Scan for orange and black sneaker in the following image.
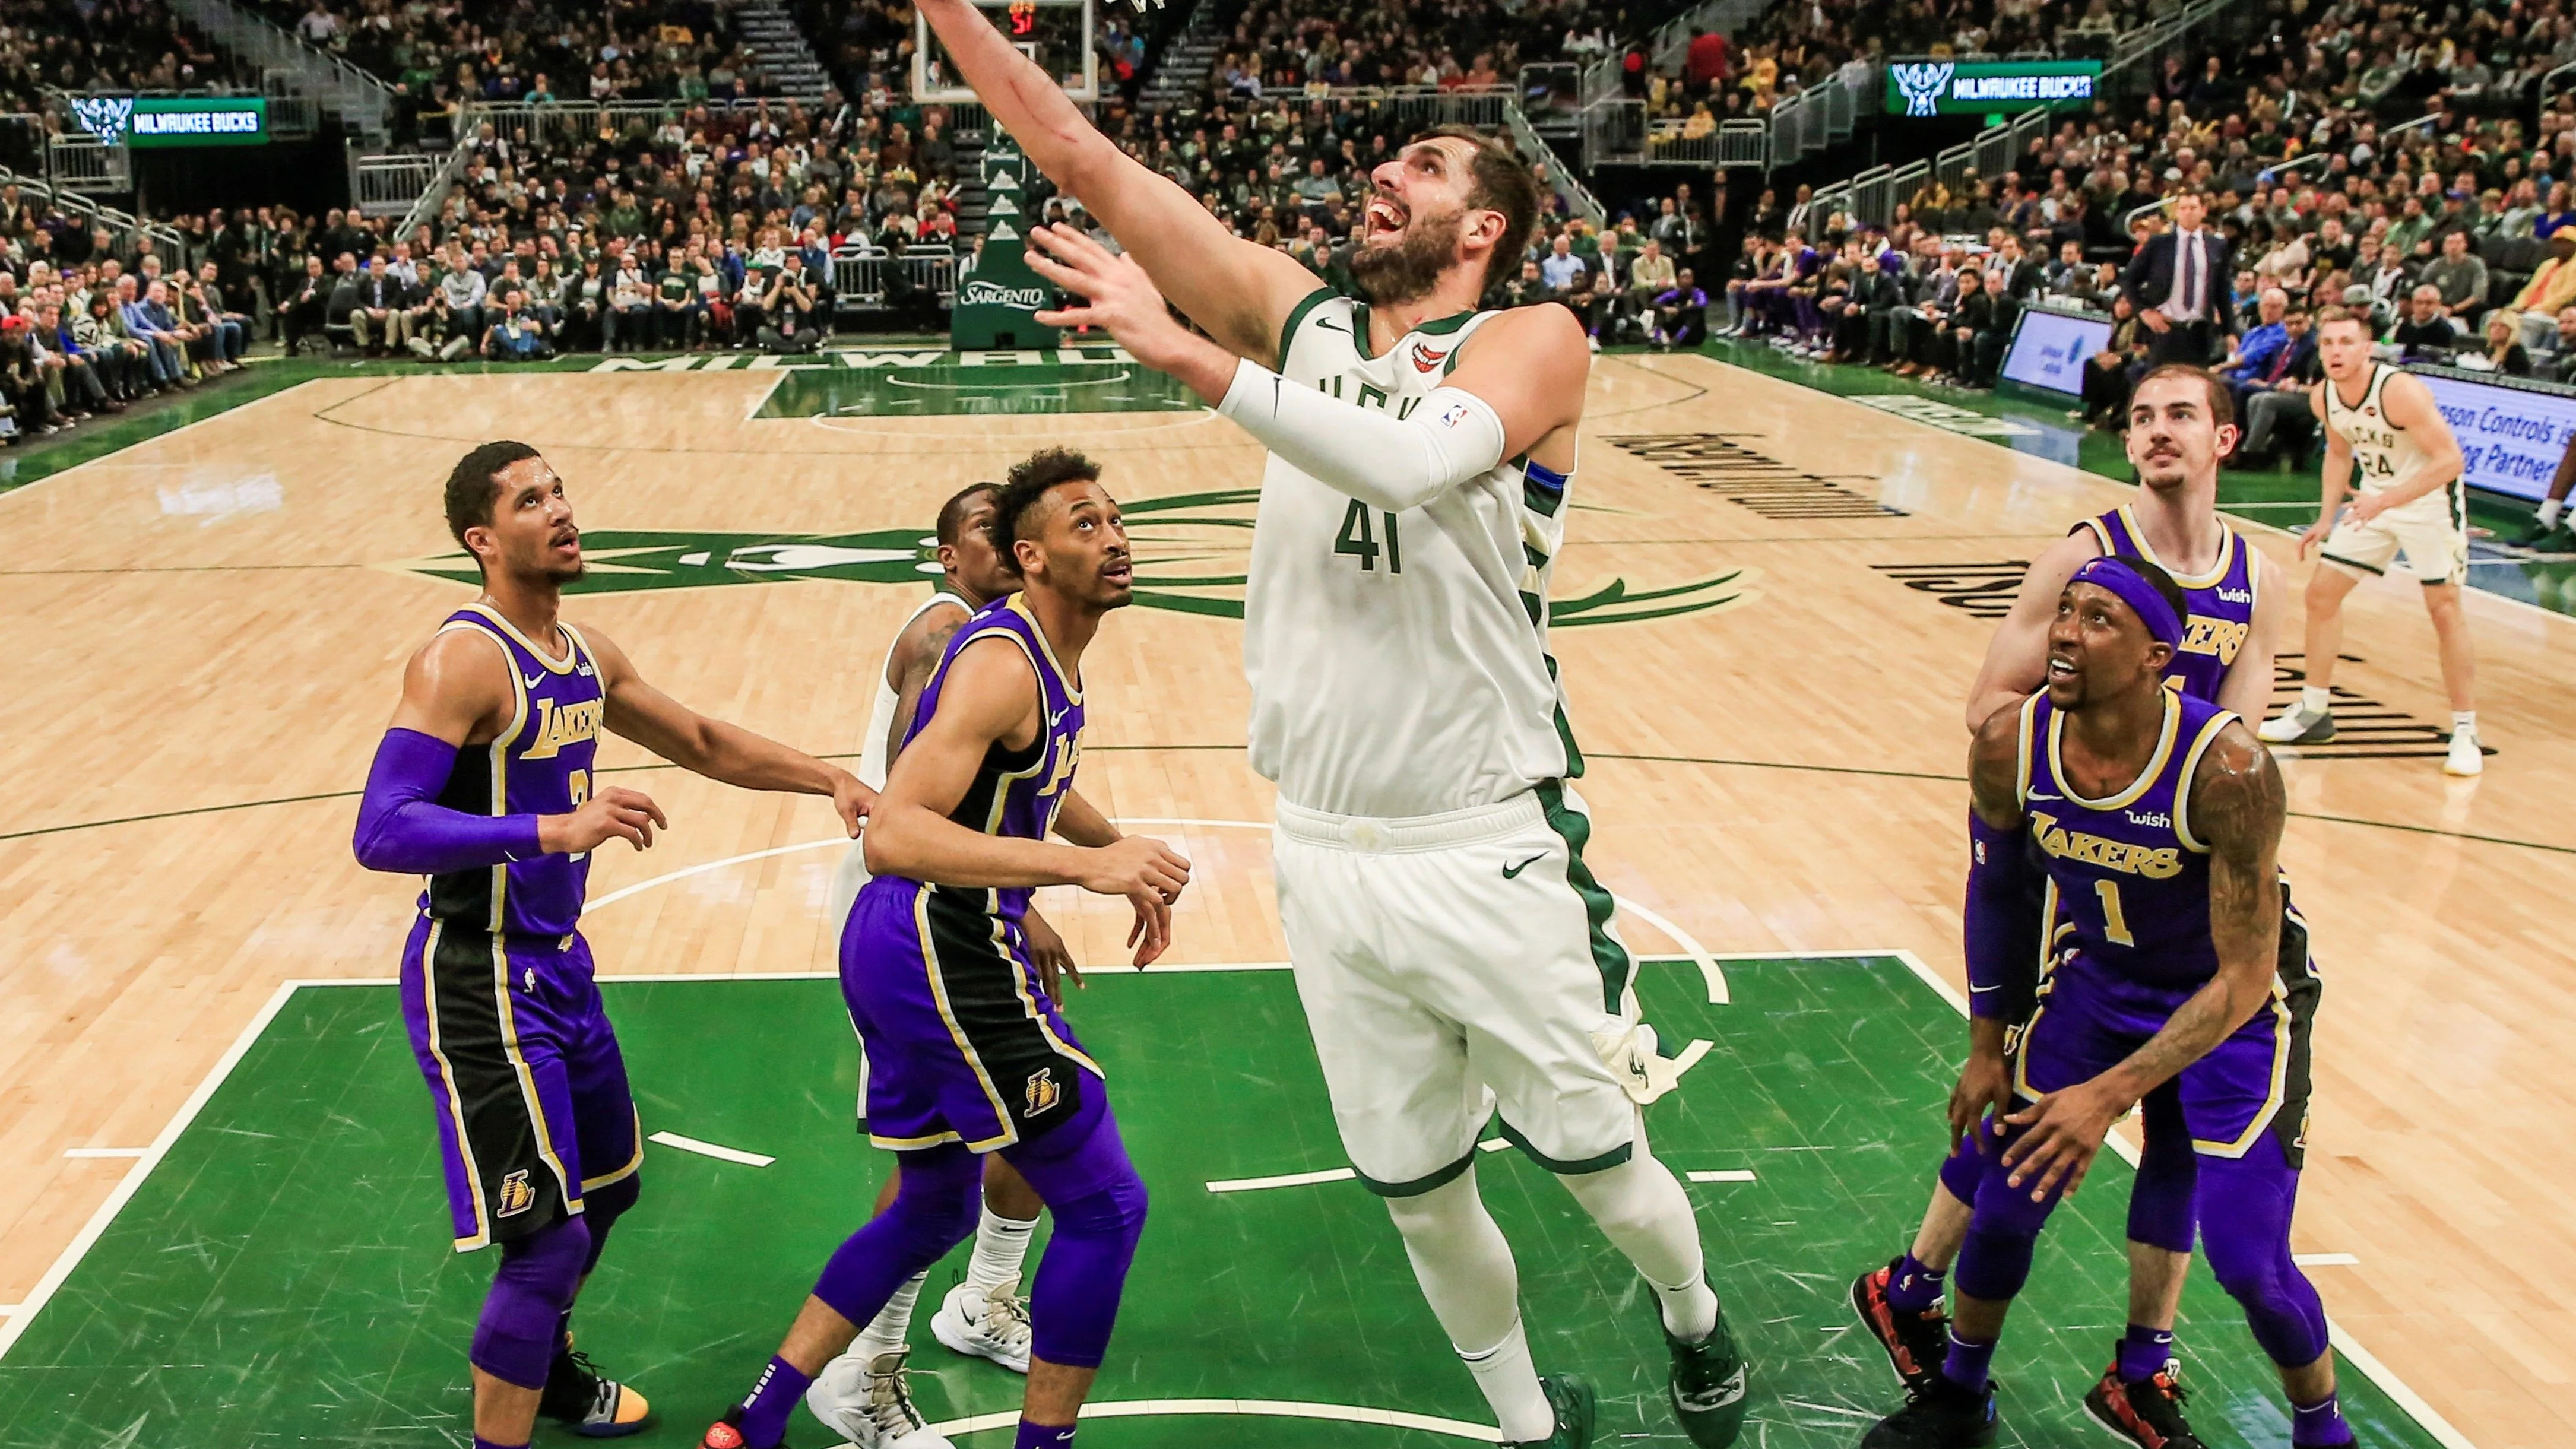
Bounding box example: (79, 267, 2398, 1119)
(2083, 1356, 2208, 1449)
(540, 1340, 654, 1437)
(1851, 1258, 1949, 1396)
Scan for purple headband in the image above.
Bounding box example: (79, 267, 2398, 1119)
(2068, 556, 2183, 651)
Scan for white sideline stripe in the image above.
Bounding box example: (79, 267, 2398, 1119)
(1897, 943, 2479, 1447)
(0, 1305, 20, 1316)
(0, 975, 304, 1361)
(1687, 1169, 1758, 1183)
(61, 1147, 149, 1159)
(1206, 1168, 1355, 1194)
(647, 1131, 775, 1168)
(2296, 1253, 2362, 1267)
(920, 1397, 1504, 1442)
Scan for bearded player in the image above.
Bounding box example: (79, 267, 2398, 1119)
(1852, 366, 2292, 1445)
(353, 442, 871, 1449)
(1861, 556, 2348, 1449)
(915, 5, 1749, 1447)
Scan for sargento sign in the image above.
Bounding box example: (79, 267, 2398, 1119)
(1884, 59, 2100, 116)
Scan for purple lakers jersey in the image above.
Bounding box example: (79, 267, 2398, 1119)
(898, 594, 1085, 922)
(2073, 505, 2257, 703)
(2017, 689, 2238, 994)
(424, 604, 604, 937)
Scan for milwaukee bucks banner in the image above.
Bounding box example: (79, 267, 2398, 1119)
(950, 132, 1060, 351)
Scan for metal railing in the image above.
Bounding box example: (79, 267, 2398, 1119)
(46, 133, 128, 194)
(1497, 90, 1602, 226)
(830, 245, 959, 307)
(0, 163, 188, 264)
(1581, 98, 1646, 166)
(353, 151, 438, 218)
(2543, 59, 2576, 123)
(1519, 62, 1582, 131)
(166, 0, 395, 141)
(395, 126, 476, 241)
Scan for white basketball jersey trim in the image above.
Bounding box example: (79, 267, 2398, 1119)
(1243, 291, 1579, 819)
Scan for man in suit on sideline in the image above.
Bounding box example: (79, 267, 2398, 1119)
(2122, 189, 2235, 367)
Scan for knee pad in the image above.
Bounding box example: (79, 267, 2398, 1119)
(472, 1215, 590, 1388)
(1937, 1141, 1991, 1206)
(1050, 1161, 1149, 1247)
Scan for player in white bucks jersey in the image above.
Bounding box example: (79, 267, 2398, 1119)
(807, 482, 1078, 1449)
(2260, 307, 2484, 775)
(917, 5, 1750, 1447)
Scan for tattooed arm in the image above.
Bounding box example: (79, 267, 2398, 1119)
(882, 600, 971, 768)
(1999, 721, 2285, 1200)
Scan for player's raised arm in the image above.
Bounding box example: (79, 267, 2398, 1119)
(354, 626, 665, 871)
(1023, 221, 1583, 513)
(914, 0, 1319, 363)
(1965, 532, 2100, 731)
(865, 635, 1189, 959)
(585, 625, 873, 836)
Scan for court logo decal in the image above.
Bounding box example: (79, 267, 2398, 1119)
(1871, 559, 2029, 619)
(1607, 434, 1908, 519)
(384, 489, 1760, 628)
(1851, 395, 2042, 439)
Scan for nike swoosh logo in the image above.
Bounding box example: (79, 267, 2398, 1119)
(1969, 984, 2000, 993)
(1502, 852, 1546, 879)
(1313, 318, 1348, 332)
(523, 672, 544, 689)
(2026, 791, 2061, 801)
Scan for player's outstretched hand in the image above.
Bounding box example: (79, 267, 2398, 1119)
(542, 787, 667, 855)
(1997, 1082, 2121, 1201)
(1947, 1047, 2014, 1158)
(1024, 905, 1081, 1001)
(1024, 224, 1197, 375)
(1075, 835, 1191, 968)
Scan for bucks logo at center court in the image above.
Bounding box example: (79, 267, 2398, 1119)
(387, 489, 1757, 629)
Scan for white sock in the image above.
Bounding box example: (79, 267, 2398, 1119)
(2301, 686, 2332, 715)
(2453, 710, 2477, 735)
(1558, 1152, 1720, 1342)
(1460, 1320, 1556, 1444)
(965, 1202, 1037, 1297)
(2540, 497, 2564, 528)
(854, 1271, 926, 1362)
(1384, 1171, 1548, 1440)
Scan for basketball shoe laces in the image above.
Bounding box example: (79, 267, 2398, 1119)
(978, 1284, 1033, 1354)
(863, 1347, 932, 1434)
(2109, 1363, 2202, 1449)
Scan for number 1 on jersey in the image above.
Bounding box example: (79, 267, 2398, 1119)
(1334, 499, 1403, 573)
(2095, 878, 2135, 947)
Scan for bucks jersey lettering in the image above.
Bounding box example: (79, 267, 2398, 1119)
(2322, 363, 2462, 527)
(1243, 288, 1579, 819)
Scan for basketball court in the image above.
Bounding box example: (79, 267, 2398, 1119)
(0, 347, 2568, 1447)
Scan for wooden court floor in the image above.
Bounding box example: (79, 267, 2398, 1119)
(0, 353, 2570, 1447)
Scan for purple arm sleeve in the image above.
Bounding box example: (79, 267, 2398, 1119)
(353, 727, 544, 876)
(1963, 810, 2043, 1023)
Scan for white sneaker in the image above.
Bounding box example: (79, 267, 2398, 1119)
(2257, 702, 2336, 745)
(929, 1279, 1032, 1374)
(2445, 726, 2485, 776)
(804, 1346, 954, 1448)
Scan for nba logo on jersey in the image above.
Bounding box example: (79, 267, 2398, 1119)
(1024, 1067, 1062, 1117)
(1437, 402, 1471, 427)
(496, 1169, 536, 1218)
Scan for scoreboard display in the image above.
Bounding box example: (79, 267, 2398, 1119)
(917, 0, 1097, 101)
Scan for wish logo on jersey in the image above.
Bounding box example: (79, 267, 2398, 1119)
(386, 490, 1763, 630)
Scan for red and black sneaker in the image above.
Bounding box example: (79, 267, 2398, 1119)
(1850, 1258, 1949, 1396)
(2083, 1357, 2209, 1449)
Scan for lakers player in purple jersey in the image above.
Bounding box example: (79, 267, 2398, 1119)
(704, 449, 1192, 1449)
(353, 440, 871, 1449)
(1861, 554, 2349, 1449)
(1852, 367, 2289, 1442)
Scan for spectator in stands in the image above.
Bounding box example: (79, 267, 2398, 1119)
(2472, 311, 2534, 377)
(1627, 239, 1677, 310)
(2217, 287, 2292, 390)
(408, 290, 477, 362)
(481, 288, 553, 362)
(2233, 307, 2322, 468)
(2390, 284, 2464, 361)
(2122, 191, 2233, 367)
(191, 263, 251, 366)
(1, 316, 57, 439)
(609, 251, 655, 352)
(1948, 269, 2005, 388)
(2502, 227, 2576, 350)
(757, 254, 822, 353)
(121, 277, 187, 387)
(1540, 233, 1586, 296)
(2547, 307, 2576, 383)
(567, 257, 611, 353)
(2080, 294, 2151, 429)
(350, 262, 413, 355)
(2422, 230, 2490, 328)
